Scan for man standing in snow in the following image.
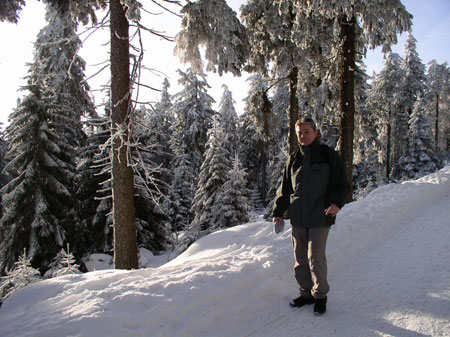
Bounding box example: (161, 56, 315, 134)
(272, 116, 350, 315)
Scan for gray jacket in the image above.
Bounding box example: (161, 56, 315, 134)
(272, 139, 350, 228)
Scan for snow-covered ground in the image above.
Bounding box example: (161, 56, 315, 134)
(1, 166, 449, 337)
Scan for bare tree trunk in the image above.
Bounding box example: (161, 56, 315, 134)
(338, 15, 356, 202)
(110, 0, 138, 270)
(289, 66, 299, 154)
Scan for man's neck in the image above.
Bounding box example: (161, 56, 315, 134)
(300, 138, 319, 154)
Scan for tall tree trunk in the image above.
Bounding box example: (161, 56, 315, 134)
(338, 15, 356, 202)
(289, 66, 299, 154)
(435, 93, 439, 152)
(110, 0, 138, 270)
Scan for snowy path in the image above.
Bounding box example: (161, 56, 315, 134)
(0, 167, 449, 337)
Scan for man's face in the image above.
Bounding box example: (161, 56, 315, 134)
(296, 123, 318, 146)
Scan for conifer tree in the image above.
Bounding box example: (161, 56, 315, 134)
(217, 85, 239, 156)
(238, 111, 260, 197)
(77, 109, 112, 254)
(0, 132, 9, 220)
(212, 153, 250, 228)
(401, 33, 428, 117)
(169, 152, 195, 232)
(352, 65, 383, 197)
(145, 78, 174, 186)
(288, 0, 411, 193)
(168, 69, 215, 232)
(392, 33, 428, 179)
(1, 0, 175, 270)
(238, 74, 272, 205)
(399, 96, 439, 179)
(131, 108, 170, 253)
(366, 52, 405, 180)
(426, 60, 450, 153)
(176, 0, 412, 197)
(0, 2, 93, 273)
(174, 0, 249, 76)
(45, 244, 81, 278)
(78, 105, 171, 256)
(170, 69, 215, 175)
(191, 113, 231, 234)
(353, 113, 382, 199)
(0, 249, 41, 300)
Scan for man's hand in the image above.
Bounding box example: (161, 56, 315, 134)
(273, 217, 285, 234)
(325, 204, 340, 217)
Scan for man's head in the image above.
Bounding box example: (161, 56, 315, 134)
(295, 116, 319, 146)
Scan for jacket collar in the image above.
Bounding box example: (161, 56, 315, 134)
(299, 138, 320, 156)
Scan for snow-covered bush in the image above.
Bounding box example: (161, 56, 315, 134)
(0, 249, 41, 301)
(44, 244, 81, 278)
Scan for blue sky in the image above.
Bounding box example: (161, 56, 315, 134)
(0, 0, 449, 127)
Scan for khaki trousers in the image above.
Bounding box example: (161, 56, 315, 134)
(291, 226, 330, 299)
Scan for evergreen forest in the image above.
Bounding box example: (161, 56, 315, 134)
(0, 0, 448, 297)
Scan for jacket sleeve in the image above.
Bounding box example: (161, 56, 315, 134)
(272, 156, 293, 218)
(327, 149, 351, 209)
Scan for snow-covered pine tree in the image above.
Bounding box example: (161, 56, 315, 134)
(249, 187, 265, 213)
(168, 69, 215, 232)
(237, 111, 260, 203)
(402, 33, 428, 117)
(238, 74, 272, 206)
(217, 85, 239, 157)
(426, 60, 450, 153)
(399, 95, 439, 179)
(131, 107, 171, 254)
(0, 2, 93, 273)
(211, 153, 250, 228)
(353, 134, 383, 199)
(0, 249, 41, 301)
(0, 132, 10, 220)
(190, 113, 231, 234)
(352, 64, 383, 198)
(78, 103, 171, 256)
(145, 78, 174, 186)
(366, 52, 405, 180)
(77, 108, 113, 255)
(174, 0, 249, 76)
(169, 152, 195, 232)
(45, 244, 81, 278)
(170, 69, 215, 176)
(392, 33, 428, 179)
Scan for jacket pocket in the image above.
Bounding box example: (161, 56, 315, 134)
(289, 194, 302, 226)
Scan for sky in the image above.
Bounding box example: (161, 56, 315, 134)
(0, 0, 449, 128)
(0, 165, 449, 336)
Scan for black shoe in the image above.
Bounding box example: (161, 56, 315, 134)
(289, 296, 315, 308)
(314, 297, 327, 315)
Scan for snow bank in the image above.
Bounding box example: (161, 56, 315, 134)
(0, 166, 449, 337)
